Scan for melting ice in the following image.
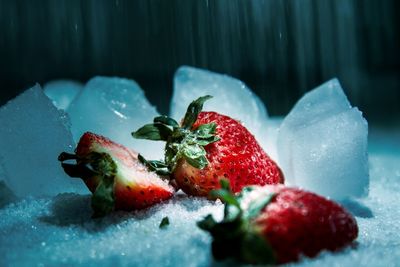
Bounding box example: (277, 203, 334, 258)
(0, 84, 86, 197)
(67, 76, 164, 159)
(44, 80, 83, 111)
(277, 79, 369, 200)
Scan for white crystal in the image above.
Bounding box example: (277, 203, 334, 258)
(67, 76, 164, 159)
(0, 85, 87, 197)
(277, 79, 369, 200)
(261, 117, 284, 163)
(43, 80, 83, 110)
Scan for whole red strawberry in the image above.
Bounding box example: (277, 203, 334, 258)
(132, 96, 283, 196)
(198, 180, 358, 264)
(58, 132, 174, 217)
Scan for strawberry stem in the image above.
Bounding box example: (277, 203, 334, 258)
(58, 151, 117, 217)
(58, 152, 78, 161)
(60, 163, 95, 179)
(132, 95, 220, 174)
(198, 180, 277, 265)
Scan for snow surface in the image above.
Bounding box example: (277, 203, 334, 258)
(0, 126, 399, 267)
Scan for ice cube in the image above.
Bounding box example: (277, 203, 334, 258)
(277, 79, 369, 200)
(262, 117, 284, 163)
(43, 80, 83, 110)
(0, 181, 17, 208)
(67, 76, 164, 159)
(170, 66, 268, 136)
(0, 85, 87, 197)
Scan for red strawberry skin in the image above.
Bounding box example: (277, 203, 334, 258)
(75, 132, 174, 211)
(253, 186, 358, 264)
(174, 112, 284, 196)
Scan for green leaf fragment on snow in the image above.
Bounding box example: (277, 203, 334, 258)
(159, 216, 170, 229)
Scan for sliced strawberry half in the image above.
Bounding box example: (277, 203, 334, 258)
(58, 132, 174, 217)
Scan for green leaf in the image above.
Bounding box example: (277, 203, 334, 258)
(164, 146, 177, 166)
(159, 216, 170, 229)
(240, 231, 276, 264)
(132, 123, 172, 141)
(195, 122, 217, 138)
(181, 95, 212, 129)
(197, 214, 217, 231)
(155, 169, 172, 176)
(194, 123, 220, 146)
(182, 144, 206, 158)
(154, 115, 179, 128)
(196, 136, 220, 146)
(211, 179, 242, 222)
(220, 178, 231, 191)
(211, 188, 240, 207)
(138, 154, 168, 169)
(74, 152, 118, 218)
(91, 176, 115, 218)
(210, 179, 240, 209)
(138, 154, 171, 175)
(184, 155, 208, 169)
(171, 127, 189, 140)
(182, 144, 208, 169)
(88, 152, 117, 177)
(244, 193, 276, 220)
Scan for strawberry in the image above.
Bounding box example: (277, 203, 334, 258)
(198, 180, 358, 264)
(132, 95, 283, 197)
(58, 132, 174, 217)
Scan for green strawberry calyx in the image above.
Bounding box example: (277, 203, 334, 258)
(197, 179, 277, 265)
(132, 95, 220, 175)
(58, 151, 117, 218)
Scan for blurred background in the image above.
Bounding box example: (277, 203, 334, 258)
(0, 0, 399, 125)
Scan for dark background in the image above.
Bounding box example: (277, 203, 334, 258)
(0, 0, 399, 124)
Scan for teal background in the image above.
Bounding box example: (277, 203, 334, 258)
(0, 0, 399, 124)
